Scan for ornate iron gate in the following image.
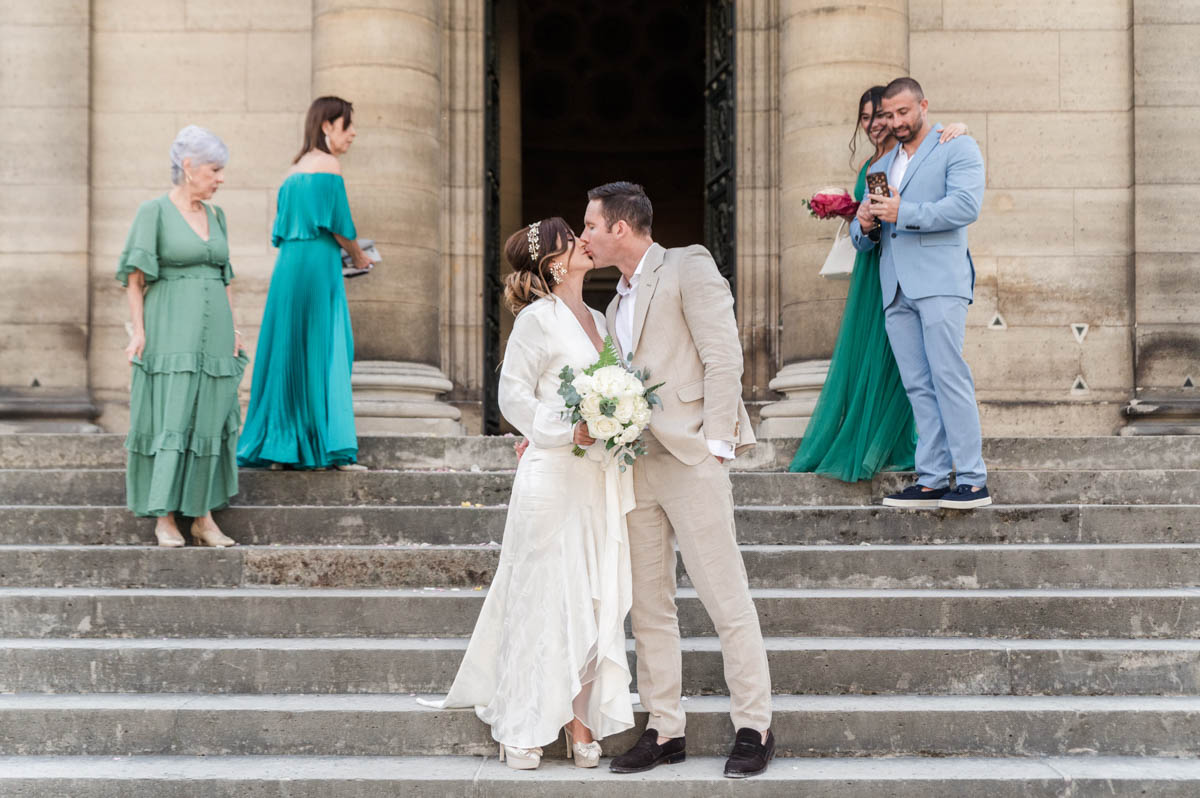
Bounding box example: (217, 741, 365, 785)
(482, 0, 502, 435)
(705, 0, 736, 288)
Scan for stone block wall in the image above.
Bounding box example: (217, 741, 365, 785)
(911, 0, 1137, 434)
(0, 1, 91, 401)
(86, 0, 313, 430)
(1132, 1, 1200, 400)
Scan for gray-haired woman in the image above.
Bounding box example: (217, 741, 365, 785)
(117, 125, 247, 547)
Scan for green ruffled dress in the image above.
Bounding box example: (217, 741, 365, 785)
(788, 162, 917, 481)
(117, 196, 247, 517)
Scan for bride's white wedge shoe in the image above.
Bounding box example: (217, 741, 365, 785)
(499, 744, 542, 770)
(564, 727, 602, 768)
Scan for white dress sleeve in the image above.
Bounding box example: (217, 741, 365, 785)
(499, 308, 575, 449)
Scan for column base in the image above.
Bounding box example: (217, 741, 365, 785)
(352, 361, 465, 436)
(0, 387, 102, 433)
(1121, 398, 1200, 436)
(755, 359, 830, 438)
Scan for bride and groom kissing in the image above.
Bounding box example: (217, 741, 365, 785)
(422, 182, 774, 777)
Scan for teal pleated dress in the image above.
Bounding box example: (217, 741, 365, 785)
(237, 172, 358, 469)
(117, 196, 248, 517)
(788, 162, 917, 482)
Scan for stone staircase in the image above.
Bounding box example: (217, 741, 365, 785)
(0, 433, 1198, 796)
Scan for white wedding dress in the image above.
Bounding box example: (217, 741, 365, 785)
(430, 296, 635, 748)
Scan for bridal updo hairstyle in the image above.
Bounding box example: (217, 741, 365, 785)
(503, 216, 574, 315)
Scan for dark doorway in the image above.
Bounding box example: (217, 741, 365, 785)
(518, 1, 707, 310)
(484, 0, 731, 433)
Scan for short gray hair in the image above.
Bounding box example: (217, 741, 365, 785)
(169, 125, 229, 185)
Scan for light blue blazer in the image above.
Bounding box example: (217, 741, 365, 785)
(849, 125, 986, 307)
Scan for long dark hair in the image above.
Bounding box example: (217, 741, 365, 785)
(502, 217, 575, 315)
(849, 85, 886, 168)
(293, 96, 354, 164)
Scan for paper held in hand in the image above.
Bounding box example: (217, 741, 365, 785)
(341, 239, 381, 278)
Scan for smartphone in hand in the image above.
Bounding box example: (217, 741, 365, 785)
(865, 172, 890, 198)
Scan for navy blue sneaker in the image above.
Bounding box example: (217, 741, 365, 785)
(938, 484, 993, 509)
(882, 483, 949, 508)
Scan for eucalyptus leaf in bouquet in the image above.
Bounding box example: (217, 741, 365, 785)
(558, 336, 664, 470)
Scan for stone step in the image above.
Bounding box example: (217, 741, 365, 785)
(6, 543, 1200, 590)
(2, 468, 1198, 506)
(4, 637, 1197, 697)
(1, 694, 1196, 758)
(4, 755, 1199, 798)
(2, 504, 1194, 546)
(3, 587, 1198, 639)
(5, 433, 1199, 472)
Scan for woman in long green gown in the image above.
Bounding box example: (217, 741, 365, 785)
(237, 96, 375, 471)
(119, 125, 246, 547)
(789, 88, 967, 482)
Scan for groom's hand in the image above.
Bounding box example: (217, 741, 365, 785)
(573, 422, 596, 447)
(869, 187, 902, 224)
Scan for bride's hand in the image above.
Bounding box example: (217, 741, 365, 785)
(573, 422, 595, 448)
(513, 438, 529, 461)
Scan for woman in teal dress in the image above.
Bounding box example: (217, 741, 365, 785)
(119, 125, 246, 547)
(238, 96, 374, 471)
(789, 87, 967, 482)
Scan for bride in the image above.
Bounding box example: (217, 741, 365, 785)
(426, 217, 635, 769)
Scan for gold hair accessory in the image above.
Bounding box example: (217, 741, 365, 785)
(527, 221, 541, 264)
(549, 261, 566, 284)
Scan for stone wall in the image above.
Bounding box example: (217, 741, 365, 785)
(1132, 0, 1200, 401)
(86, 0, 313, 430)
(0, 0, 92, 421)
(2, 0, 1194, 436)
(910, 0, 1137, 434)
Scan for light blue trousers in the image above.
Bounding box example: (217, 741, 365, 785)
(883, 289, 987, 487)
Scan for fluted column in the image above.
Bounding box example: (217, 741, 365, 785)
(735, 0, 782, 404)
(313, 0, 462, 434)
(758, 0, 908, 436)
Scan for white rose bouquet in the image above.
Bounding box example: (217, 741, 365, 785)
(558, 335, 663, 470)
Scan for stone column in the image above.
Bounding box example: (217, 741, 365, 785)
(440, 0, 486, 433)
(0, 1, 97, 432)
(313, 0, 463, 434)
(1125, 2, 1200, 434)
(735, 0, 782, 405)
(758, 0, 908, 437)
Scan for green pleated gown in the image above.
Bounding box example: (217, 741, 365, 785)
(237, 172, 358, 469)
(788, 162, 917, 482)
(117, 196, 248, 517)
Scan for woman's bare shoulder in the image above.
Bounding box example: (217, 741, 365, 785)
(287, 151, 343, 177)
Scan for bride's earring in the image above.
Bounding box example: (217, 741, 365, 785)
(549, 261, 566, 285)
(324, 134, 332, 151)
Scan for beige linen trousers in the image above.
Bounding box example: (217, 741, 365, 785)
(605, 243, 772, 738)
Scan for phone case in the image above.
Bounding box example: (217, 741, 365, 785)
(866, 172, 890, 198)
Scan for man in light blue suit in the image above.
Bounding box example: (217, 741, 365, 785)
(849, 77, 992, 509)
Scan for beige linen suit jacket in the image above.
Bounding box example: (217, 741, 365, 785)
(605, 243, 755, 466)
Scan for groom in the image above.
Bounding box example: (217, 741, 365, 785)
(579, 182, 774, 778)
(851, 76, 991, 510)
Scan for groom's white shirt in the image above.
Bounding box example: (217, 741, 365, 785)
(615, 244, 735, 461)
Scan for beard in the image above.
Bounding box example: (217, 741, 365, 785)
(892, 116, 925, 144)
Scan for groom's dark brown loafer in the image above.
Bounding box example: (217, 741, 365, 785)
(723, 728, 775, 778)
(609, 728, 686, 773)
